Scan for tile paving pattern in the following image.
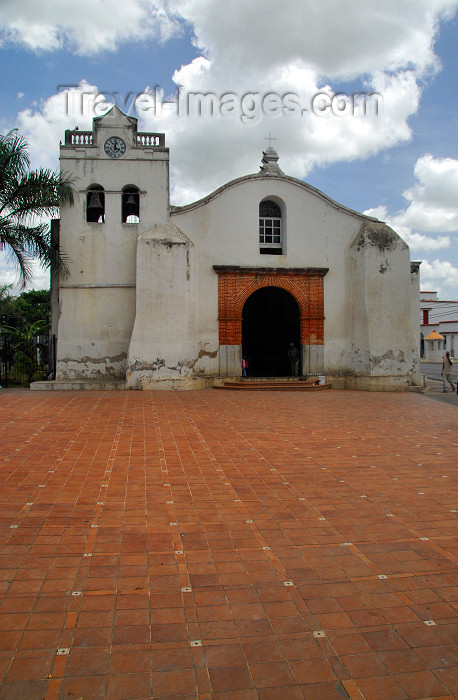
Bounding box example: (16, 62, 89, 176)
(0, 388, 457, 699)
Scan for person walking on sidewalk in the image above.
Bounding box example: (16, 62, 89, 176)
(441, 350, 455, 392)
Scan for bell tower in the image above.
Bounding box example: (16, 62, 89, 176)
(55, 106, 170, 381)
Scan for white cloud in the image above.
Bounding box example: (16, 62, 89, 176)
(0, 252, 50, 293)
(136, 0, 455, 202)
(401, 231, 452, 252)
(2, 0, 457, 76)
(141, 65, 422, 203)
(364, 206, 389, 221)
(0, 0, 181, 54)
(366, 154, 458, 297)
(419, 259, 458, 299)
(395, 154, 458, 232)
(172, 0, 457, 80)
(6, 2, 458, 202)
(364, 205, 453, 252)
(365, 153, 458, 259)
(0, 252, 23, 291)
(16, 82, 109, 170)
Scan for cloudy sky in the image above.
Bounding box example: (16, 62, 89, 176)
(1, 0, 458, 297)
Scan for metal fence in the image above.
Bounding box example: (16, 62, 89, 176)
(0, 334, 50, 387)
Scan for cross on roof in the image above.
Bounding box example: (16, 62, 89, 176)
(264, 133, 276, 148)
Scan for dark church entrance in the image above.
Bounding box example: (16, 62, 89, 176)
(242, 287, 300, 377)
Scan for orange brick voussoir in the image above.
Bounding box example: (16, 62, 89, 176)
(214, 266, 327, 346)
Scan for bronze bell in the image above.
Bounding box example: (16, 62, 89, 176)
(87, 191, 103, 209)
(87, 190, 104, 223)
(124, 192, 139, 218)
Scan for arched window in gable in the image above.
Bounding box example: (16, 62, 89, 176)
(259, 199, 282, 254)
(86, 185, 105, 223)
(122, 186, 140, 223)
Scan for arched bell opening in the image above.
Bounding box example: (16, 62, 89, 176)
(242, 286, 300, 377)
(122, 186, 140, 223)
(86, 185, 105, 223)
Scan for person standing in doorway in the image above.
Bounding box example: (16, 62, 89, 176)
(242, 356, 247, 378)
(441, 350, 455, 392)
(288, 343, 300, 377)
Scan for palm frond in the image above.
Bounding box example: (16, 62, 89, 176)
(0, 225, 39, 288)
(2, 170, 74, 220)
(0, 130, 30, 189)
(0, 130, 75, 287)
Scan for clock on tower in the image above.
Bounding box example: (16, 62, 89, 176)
(104, 136, 126, 158)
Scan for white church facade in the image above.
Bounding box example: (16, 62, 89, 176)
(49, 107, 421, 391)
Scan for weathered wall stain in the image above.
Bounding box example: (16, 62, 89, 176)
(355, 221, 407, 253)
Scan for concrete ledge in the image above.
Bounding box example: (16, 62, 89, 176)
(128, 375, 233, 390)
(409, 385, 424, 393)
(30, 380, 127, 391)
(344, 375, 418, 392)
(30, 375, 424, 393)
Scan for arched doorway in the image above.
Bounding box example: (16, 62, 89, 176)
(242, 287, 300, 377)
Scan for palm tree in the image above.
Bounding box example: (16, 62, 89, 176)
(0, 283, 17, 323)
(0, 129, 74, 288)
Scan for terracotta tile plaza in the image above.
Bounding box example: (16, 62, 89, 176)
(0, 387, 457, 699)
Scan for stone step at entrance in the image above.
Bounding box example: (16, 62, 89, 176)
(215, 378, 332, 391)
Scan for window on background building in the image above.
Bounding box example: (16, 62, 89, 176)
(422, 309, 429, 324)
(86, 185, 105, 223)
(259, 200, 282, 254)
(122, 186, 140, 223)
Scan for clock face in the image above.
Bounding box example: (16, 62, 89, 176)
(104, 136, 126, 158)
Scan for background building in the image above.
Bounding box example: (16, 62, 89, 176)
(420, 290, 458, 360)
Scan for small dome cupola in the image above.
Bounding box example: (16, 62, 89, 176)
(259, 144, 284, 176)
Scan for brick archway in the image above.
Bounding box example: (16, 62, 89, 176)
(213, 266, 328, 346)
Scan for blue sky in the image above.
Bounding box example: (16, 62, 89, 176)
(1, 0, 458, 298)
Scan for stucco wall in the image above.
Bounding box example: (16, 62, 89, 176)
(56, 108, 169, 380)
(126, 222, 218, 389)
(57, 286, 136, 379)
(56, 109, 419, 390)
(169, 175, 363, 378)
(127, 173, 419, 389)
(346, 222, 420, 390)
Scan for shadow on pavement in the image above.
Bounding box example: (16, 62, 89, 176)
(422, 374, 458, 405)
